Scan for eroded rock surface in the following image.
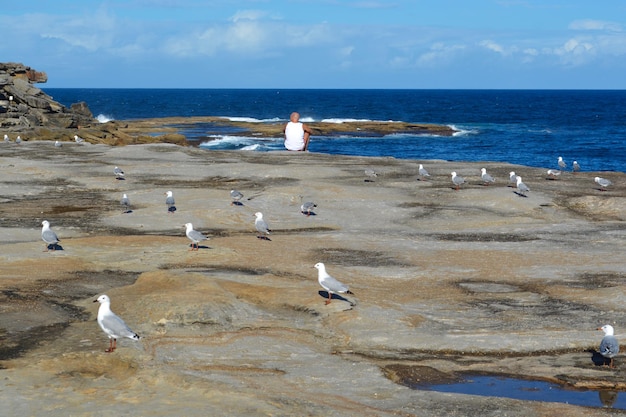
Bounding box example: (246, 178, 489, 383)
(0, 141, 624, 416)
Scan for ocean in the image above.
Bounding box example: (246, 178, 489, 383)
(43, 89, 625, 172)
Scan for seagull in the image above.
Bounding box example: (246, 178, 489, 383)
(314, 262, 354, 305)
(572, 161, 581, 173)
(3, 134, 9, 143)
(41, 220, 60, 252)
(254, 212, 271, 239)
(451, 171, 465, 190)
(93, 294, 140, 353)
(417, 164, 431, 181)
(54, 140, 62, 148)
(74, 135, 84, 144)
(230, 189, 244, 206)
(547, 169, 561, 179)
(184, 222, 208, 251)
(364, 169, 377, 182)
(558, 156, 566, 170)
(598, 324, 619, 368)
(508, 171, 517, 187)
(165, 190, 176, 213)
(113, 166, 125, 180)
(299, 196, 317, 216)
(480, 168, 496, 186)
(15, 135, 21, 144)
(516, 175, 530, 196)
(595, 177, 613, 191)
(120, 193, 131, 213)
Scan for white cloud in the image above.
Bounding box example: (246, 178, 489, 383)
(416, 42, 466, 67)
(569, 19, 622, 32)
(479, 40, 505, 54)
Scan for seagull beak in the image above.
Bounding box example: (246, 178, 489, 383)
(93, 299, 98, 303)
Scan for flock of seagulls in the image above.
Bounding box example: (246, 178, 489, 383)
(411, 155, 616, 196)
(32, 155, 618, 362)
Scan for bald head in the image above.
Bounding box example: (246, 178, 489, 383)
(290, 112, 300, 122)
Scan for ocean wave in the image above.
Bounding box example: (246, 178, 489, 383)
(448, 124, 477, 137)
(321, 118, 374, 124)
(96, 114, 114, 123)
(221, 116, 282, 123)
(198, 135, 279, 150)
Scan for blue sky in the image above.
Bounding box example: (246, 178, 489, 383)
(2, 0, 625, 89)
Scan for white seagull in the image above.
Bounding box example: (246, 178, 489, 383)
(184, 222, 208, 251)
(547, 169, 561, 179)
(595, 177, 613, 191)
(165, 190, 176, 213)
(254, 212, 271, 239)
(15, 135, 21, 144)
(41, 220, 60, 252)
(3, 134, 9, 143)
(572, 161, 581, 173)
(516, 175, 530, 195)
(120, 193, 131, 213)
(508, 171, 517, 187)
(417, 164, 430, 180)
(230, 189, 244, 205)
(93, 294, 140, 353)
(74, 135, 85, 144)
(480, 168, 496, 185)
(558, 156, 566, 170)
(54, 140, 62, 148)
(113, 166, 125, 179)
(314, 262, 354, 305)
(598, 324, 619, 368)
(451, 171, 465, 190)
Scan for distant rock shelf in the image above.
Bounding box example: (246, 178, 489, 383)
(123, 116, 457, 140)
(1, 61, 455, 144)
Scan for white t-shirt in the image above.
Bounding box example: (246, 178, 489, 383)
(284, 122, 305, 151)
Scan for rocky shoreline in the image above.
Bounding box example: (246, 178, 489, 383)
(0, 138, 624, 416)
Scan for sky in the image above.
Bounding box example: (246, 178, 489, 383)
(2, 0, 626, 89)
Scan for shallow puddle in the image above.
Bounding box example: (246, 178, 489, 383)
(418, 375, 625, 409)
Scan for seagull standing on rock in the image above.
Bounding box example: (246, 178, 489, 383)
(598, 324, 619, 368)
(120, 193, 131, 213)
(451, 171, 465, 190)
(558, 156, 566, 171)
(480, 168, 495, 186)
(254, 212, 271, 239)
(516, 176, 530, 196)
(595, 177, 613, 191)
(508, 171, 517, 187)
(113, 166, 125, 180)
(41, 220, 60, 252)
(74, 135, 84, 144)
(314, 262, 354, 305)
(417, 164, 430, 181)
(93, 294, 140, 353)
(184, 223, 208, 251)
(165, 190, 176, 213)
(230, 189, 244, 205)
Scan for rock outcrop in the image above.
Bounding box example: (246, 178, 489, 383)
(0, 62, 96, 130)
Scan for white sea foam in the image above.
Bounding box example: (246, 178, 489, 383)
(96, 114, 113, 123)
(321, 118, 374, 124)
(221, 116, 281, 123)
(198, 135, 277, 150)
(448, 124, 476, 137)
(240, 144, 262, 151)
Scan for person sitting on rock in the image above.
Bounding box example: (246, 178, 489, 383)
(284, 112, 312, 151)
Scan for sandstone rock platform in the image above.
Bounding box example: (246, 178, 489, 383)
(0, 140, 624, 416)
